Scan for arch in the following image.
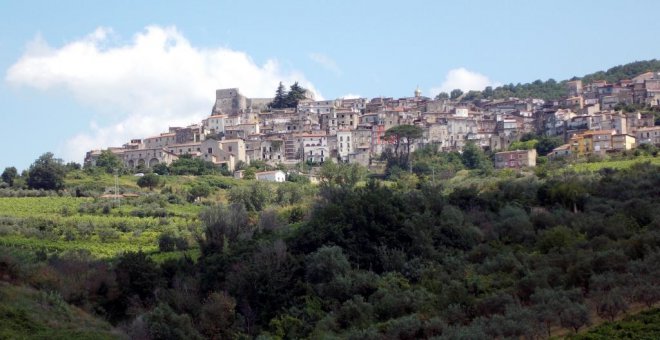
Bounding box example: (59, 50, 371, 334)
(137, 159, 146, 167)
(149, 158, 159, 167)
(128, 159, 135, 168)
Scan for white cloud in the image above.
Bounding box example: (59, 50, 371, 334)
(430, 67, 500, 96)
(309, 52, 341, 76)
(340, 93, 362, 99)
(6, 25, 320, 162)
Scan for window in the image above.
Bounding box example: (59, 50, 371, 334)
(228, 146, 233, 152)
(208, 148, 212, 154)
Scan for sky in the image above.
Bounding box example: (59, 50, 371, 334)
(2, 0, 660, 171)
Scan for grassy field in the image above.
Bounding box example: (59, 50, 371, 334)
(0, 195, 202, 260)
(568, 308, 660, 339)
(567, 156, 660, 172)
(0, 283, 121, 339)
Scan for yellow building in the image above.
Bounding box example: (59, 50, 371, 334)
(569, 130, 615, 157)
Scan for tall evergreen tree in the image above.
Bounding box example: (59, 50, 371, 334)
(285, 82, 307, 108)
(270, 82, 288, 109)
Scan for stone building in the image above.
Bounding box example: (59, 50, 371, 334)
(494, 149, 537, 169)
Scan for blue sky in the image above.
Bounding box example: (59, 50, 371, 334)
(2, 0, 660, 171)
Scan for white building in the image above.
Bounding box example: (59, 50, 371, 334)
(255, 170, 286, 182)
(336, 130, 353, 162)
(203, 115, 227, 135)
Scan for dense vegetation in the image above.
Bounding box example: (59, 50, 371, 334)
(2, 147, 660, 338)
(570, 308, 660, 339)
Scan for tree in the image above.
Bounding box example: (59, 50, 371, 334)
(188, 183, 212, 202)
(137, 173, 161, 190)
(169, 155, 218, 175)
(199, 292, 237, 339)
(152, 163, 169, 175)
(144, 303, 202, 340)
(483, 86, 494, 98)
(1, 166, 17, 187)
(285, 82, 308, 108)
(559, 303, 590, 333)
(114, 251, 160, 308)
(158, 233, 176, 252)
(319, 162, 366, 189)
(94, 150, 123, 173)
(27, 152, 66, 190)
(243, 168, 256, 180)
(536, 136, 564, 156)
(450, 89, 464, 100)
(461, 142, 492, 171)
(435, 92, 449, 100)
(383, 125, 424, 169)
(270, 82, 288, 109)
(228, 181, 273, 211)
(200, 203, 250, 253)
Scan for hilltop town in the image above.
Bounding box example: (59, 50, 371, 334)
(84, 70, 660, 173)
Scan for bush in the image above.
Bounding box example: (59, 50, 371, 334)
(158, 234, 176, 252)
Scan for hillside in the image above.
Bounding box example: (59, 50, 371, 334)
(1, 156, 660, 338)
(0, 283, 121, 339)
(477, 59, 660, 101)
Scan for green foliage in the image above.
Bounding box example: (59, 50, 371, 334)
(93, 150, 124, 174)
(243, 167, 256, 180)
(570, 308, 660, 339)
(1, 166, 18, 187)
(435, 92, 449, 100)
(270, 82, 287, 109)
(461, 142, 493, 172)
(319, 162, 366, 189)
(3, 150, 660, 338)
(152, 163, 169, 175)
(143, 303, 202, 340)
(200, 203, 250, 253)
(305, 246, 351, 284)
(0, 284, 118, 340)
(536, 135, 564, 156)
(115, 251, 160, 301)
(450, 88, 463, 99)
(383, 125, 424, 172)
(228, 181, 273, 211)
(168, 155, 218, 175)
(509, 139, 538, 151)
(488, 78, 566, 100)
(187, 182, 211, 202)
(286, 81, 308, 108)
(27, 152, 66, 190)
(269, 81, 309, 109)
(199, 292, 236, 339)
(137, 173, 161, 190)
(581, 59, 660, 84)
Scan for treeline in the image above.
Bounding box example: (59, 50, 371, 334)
(437, 59, 660, 102)
(580, 59, 660, 84)
(2, 161, 660, 338)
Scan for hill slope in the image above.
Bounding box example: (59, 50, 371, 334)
(479, 59, 660, 101)
(0, 283, 122, 340)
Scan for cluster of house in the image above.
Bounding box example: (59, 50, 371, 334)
(85, 72, 660, 175)
(540, 72, 660, 158)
